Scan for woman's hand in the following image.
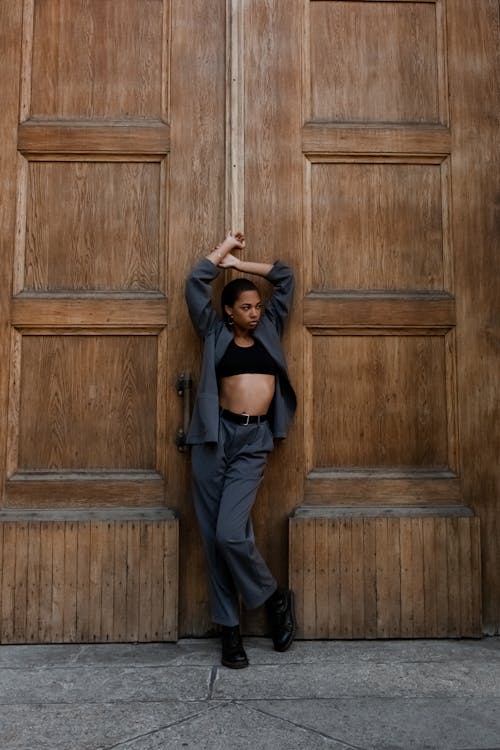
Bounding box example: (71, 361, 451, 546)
(218, 231, 245, 252)
(207, 230, 245, 266)
(219, 252, 241, 269)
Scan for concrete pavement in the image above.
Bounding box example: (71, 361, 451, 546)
(0, 637, 499, 750)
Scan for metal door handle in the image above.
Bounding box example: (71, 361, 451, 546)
(175, 372, 192, 452)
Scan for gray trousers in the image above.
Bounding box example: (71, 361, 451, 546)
(191, 414, 277, 627)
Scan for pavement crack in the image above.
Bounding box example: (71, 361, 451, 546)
(208, 665, 218, 699)
(98, 702, 230, 750)
(241, 701, 368, 750)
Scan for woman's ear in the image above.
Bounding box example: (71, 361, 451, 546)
(224, 304, 233, 318)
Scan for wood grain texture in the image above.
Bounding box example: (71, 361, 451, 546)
(0, 512, 178, 643)
(29, 0, 165, 120)
(308, 1, 442, 123)
(5, 473, 165, 509)
(302, 125, 451, 156)
(0, 0, 24, 512)
(26, 522, 41, 641)
(447, 0, 500, 634)
(305, 470, 461, 505)
(311, 334, 449, 468)
(1, 524, 16, 642)
(18, 122, 170, 155)
(240, 0, 304, 635)
(63, 521, 78, 642)
(310, 161, 446, 291)
(301, 0, 459, 557)
(24, 161, 161, 291)
(290, 512, 482, 638)
(167, 0, 226, 636)
(303, 295, 455, 327)
(16, 336, 157, 471)
(11, 297, 168, 330)
(2, 0, 172, 579)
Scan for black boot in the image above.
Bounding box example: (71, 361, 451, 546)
(266, 587, 296, 652)
(221, 625, 249, 669)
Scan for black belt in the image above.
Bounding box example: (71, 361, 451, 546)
(221, 409, 268, 425)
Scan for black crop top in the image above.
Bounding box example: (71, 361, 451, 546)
(216, 338, 277, 379)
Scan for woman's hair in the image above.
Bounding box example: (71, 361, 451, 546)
(221, 278, 260, 324)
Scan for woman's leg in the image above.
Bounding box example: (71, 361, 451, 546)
(191, 439, 241, 627)
(215, 421, 277, 611)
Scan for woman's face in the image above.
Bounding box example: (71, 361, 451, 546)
(225, 290, 263, 332)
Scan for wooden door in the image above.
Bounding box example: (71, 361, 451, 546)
(1, 0, 498, 641)
(236, 0, 497, 638)
(0, 0, 226, 641)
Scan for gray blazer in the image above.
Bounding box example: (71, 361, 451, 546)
(185, 258, 297, 444)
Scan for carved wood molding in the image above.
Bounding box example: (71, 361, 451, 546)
(226, 0, 245, 231)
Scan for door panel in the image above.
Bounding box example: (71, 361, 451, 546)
(29, 0, 165, 120)
(24, 161, 161, 291)
(309, 0, 445, 123)
(301, 0, 458, 506)
(17, 335, 157, 470)
(310, 160, 449, 291)
(311, 335, 449, 468)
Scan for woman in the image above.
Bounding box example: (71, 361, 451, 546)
(185, 231, 297, 669)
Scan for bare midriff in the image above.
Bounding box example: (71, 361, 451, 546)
(219, 374, 275, 416)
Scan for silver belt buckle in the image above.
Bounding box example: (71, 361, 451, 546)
(242, 413, 250, 425)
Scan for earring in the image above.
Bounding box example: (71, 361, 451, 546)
(228, 314, 234, 326)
